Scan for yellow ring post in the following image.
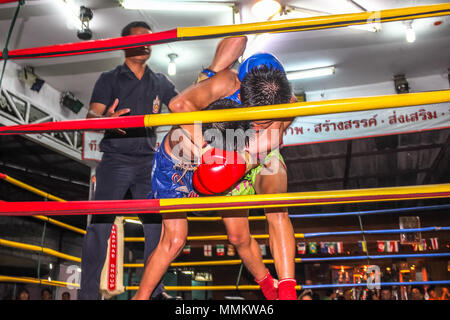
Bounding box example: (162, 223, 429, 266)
(144, 90, 450, 127)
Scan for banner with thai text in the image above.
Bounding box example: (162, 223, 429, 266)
(283, 102, 450, 146)
(82, 131, 104, 161)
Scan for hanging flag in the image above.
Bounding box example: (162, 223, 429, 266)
(327, 242, 337, 255)
(227, 244, 235, 256)
(204, 244, 212, 257)
(387, 240, 399, 253)
(297, 242, 306, 255)
(309, 242, 317, 254)
(377, 241, 386, 253)
(259, 244, 267, 256)
(320, 242, 328, 254)
(182, 245, 191, 255)
(358, 241, 368, 253)
(336, 242, 344, 254)
(216, 244, 225, 256)
(412, 243, 419, 252)
(419, 239, 427, 251)
(430, 238, 439, 250)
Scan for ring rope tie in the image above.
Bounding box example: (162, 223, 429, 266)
(0, 172, 86, 235)
(0, 275, 448, 292)
(1, 1, 449, 294)
(1, 227, 449, 266)
(0, 183, 449, 216)
(1, 4, 449, 60)
(1, 90, 450, 135)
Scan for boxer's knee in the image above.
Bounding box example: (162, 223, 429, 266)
(227, 231, 251, 248)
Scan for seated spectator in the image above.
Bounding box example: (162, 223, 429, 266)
(298, 292, 313, 300)
(16, 288, 30, 300)
(440, 287, 449, 300)
(62, 292, 71, 300)
(41, 288, 52, 300)
(410, 287, 424, 300)
(380, 287, 392, 300)
(343, 289, 353, 300)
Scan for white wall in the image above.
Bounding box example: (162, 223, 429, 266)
(306, 73, 449, 101)
(1, 60, 87, 120)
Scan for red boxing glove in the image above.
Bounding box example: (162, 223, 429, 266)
(193, 148, 249, 195)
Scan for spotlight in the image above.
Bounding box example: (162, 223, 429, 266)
(393, 74, 410, 94)
(17, 66, 45, 92)
(77, 6, 93, 40)
(60, 92, 84, 114)
(251, 0, 281, 20)
(287, 66, 335, 81)
(168, 53, 178, 76)
(404, 20, 416, 43)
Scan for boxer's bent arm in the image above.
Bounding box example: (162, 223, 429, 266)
(208, 36, 247, 72)
(168, 70, 238, 114)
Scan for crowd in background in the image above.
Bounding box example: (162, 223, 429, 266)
(298, 285, 450, 300)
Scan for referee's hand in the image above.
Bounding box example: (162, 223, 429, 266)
(105, 98, 130, 135)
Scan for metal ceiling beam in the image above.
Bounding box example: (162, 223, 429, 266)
(0, 162, 89, 187)
(342, 140, 353, 189)
(288, 168, 430, 187)
(0, 87, 87, 166)
(284, 143, 444, 164)
(421, 133, 450, 185)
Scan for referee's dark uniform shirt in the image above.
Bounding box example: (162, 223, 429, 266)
(90, 63, 177, 155)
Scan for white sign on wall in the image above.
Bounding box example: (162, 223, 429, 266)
(82, 131, 104, 161)
(283, 103, 450, 146)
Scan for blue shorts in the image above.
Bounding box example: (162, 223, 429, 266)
(149, 135, 199, 199)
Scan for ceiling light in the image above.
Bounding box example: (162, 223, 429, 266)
(287, 66, 335, 81)
(121, 0, 233, 12)
(168, 53, 178, 76)
(251, 0, 281, 20)
(59, 0, 80, 30)
(405, 21, 416, 43)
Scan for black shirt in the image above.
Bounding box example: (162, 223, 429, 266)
(90, 63, 177, 155)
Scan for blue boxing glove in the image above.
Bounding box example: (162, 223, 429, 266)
(238, 52, 286, 82)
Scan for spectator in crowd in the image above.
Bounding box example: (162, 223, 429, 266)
(16, 288, 30, 300)
(61, 292, 71, 300)
(343, 289, 353, 300)
(298, 292, 313, 300)
(41, 288, 52, 300)
(410, 287, 424, 300)
(440, 287, 449, 300)
(380, 287, 393, 300)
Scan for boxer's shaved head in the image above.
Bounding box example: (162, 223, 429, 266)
(240, 65, 291, 107)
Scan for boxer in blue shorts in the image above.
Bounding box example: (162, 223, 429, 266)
(133, 37, 297, 300)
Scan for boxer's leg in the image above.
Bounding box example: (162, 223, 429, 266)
(131, 155, 166, 298)
(255, 156, 297, 300)
(222, 210, 278, 300)
(133, 213, 188, 300)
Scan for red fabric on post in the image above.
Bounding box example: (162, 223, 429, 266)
(0, 0, 19, 4)
(0, 199, 161, 216)
(4, 29, 178, 60)
(0, 115, 146, 135)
